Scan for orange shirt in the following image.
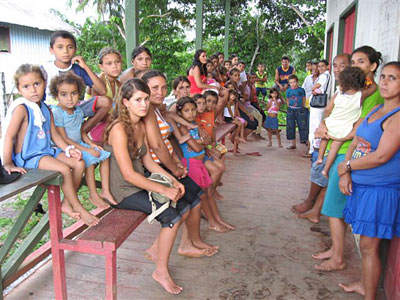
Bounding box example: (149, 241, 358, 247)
(196, 111, 215, 138)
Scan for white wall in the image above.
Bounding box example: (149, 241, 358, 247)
(0, 23, 53, 94)
(326, 0, 400, 64)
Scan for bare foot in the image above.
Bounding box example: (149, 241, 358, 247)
(76, 208, 99, 227)
(217, 181, 223, 187)
(178, 244, 208, 258)
(192, 240, 219, 257)
(215, 191, 224, 200)
(279, 144, 283, 148)
(209, 223, 231, 233)
(144, 245, 158, 263)
(312, 247, 333, 260)
(99, 191, 117, 205)
(89, 193, 110, 209)
(296, 209, 320, 223)
(338, 281, 365, 296)
(291, 200, 313, 214)
(315, 258, 346, 271)
(178, 133, 191, 144)
(61, 201, 80, 220)
(236, 136, 247, 144)
(218, 219, 236, 230)
(152, 270, 183, 295)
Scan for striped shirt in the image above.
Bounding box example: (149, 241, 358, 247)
(149, 108, 174, 163)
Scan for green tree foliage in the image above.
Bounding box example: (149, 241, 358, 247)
(67, 0, 325, 85)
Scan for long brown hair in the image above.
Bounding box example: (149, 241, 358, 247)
(104, 78, 150, 154)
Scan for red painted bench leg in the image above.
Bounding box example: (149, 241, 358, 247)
(105, 250, 117, 300)
(47, 185, 68, 300)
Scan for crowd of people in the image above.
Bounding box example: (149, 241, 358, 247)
(0, 29, 399, 299)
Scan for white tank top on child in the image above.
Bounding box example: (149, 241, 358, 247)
(223, 105, 235, 117)
(325, 91, 362, 139)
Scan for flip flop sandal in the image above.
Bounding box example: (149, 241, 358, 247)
(246, 152, 262, 156)
(287, 146, 297, 149)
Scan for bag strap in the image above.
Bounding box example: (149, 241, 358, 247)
(147, 192, 170, 224)
(323, 73, 330, 94)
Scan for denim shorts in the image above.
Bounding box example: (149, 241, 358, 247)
(114, 190, 190, 228)
(78, 96, 98, 118)
(309, 155, 328, 188)
(160, 165, 203, 207)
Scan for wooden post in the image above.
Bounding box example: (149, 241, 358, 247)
(48, 185, 68, 300)
(195, 0, 203, 50)
(224, 0, 231, 58)
(125, 0, 139, 67)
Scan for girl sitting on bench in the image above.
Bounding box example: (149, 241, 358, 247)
(104, 78, 190, 294)
(1, 64, 99, 226)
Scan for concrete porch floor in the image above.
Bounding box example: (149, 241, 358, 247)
(4, 135, 386, 299)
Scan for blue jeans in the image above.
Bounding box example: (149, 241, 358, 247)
(286, 107, 308, 142)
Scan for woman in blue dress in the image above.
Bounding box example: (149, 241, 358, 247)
(337, 61, 400, 299)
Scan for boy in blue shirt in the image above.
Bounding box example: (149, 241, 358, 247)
(286, 75, 308, 149)
(41, 30, 112, 134)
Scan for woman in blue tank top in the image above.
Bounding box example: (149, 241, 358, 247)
(336, 62, 400, 299)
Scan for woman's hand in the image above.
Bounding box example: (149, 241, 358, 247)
(314, 122, 329, 139)
(337, 161, 349, 177)
(163, 186, 180, 202)
(3, 164, 27, 175)
(173, 180, 185, 198)
(339, 172, 352, 195)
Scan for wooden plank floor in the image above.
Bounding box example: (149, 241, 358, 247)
(5, 136, 386, 299)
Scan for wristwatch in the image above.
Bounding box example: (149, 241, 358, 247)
(346, 160, 352, 172)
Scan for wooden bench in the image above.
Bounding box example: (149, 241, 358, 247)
(0, 169, 62, 300)
(215, 122, 238, 153)
(48, 184, 146, 300)
(0, 168, 146, 300)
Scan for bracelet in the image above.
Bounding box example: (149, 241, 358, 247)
(64, 145, 75, 158)
(346, 160, 352, 172)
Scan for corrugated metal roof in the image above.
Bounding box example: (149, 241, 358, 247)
(0, 0, 78, 33)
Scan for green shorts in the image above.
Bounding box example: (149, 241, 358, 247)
(321, 154, 346, 218)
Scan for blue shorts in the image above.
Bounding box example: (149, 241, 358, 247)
(321, 154, 346, 218)
(79, 96, 98, 118)
(256, 87, 267, 97)
(309, 155, 328, 188)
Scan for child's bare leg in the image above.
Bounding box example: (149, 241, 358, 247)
(237, 122, 247, 143)
(206, 187, 235, 230)
(205, 160, 224, 200)
(210, 159, 225, 200)
(317, 139, 328, 164)
(99, 159, 117, 205)
(178, 204, 218, 257)
(82, 96, 112, 133)
(201, 193, 229, 232)
(275, 129, 283, 147)
(39, 155, 99, 226)
(153, 219, 183, 294)
(322, 140, 343, 177)
(267, 129, 272, 146)
(86, 165, 110, 208)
